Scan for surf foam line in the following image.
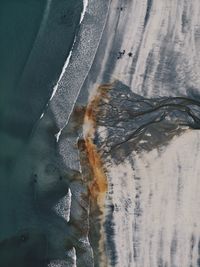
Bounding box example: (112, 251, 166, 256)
(80, 0, 89, 24)
(53, 0, 112, 144)
(49, 0, 89, 101)
(50, 0, 89, 102)
(39, 0, 89, 121)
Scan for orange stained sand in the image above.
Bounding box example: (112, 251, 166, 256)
(85, 137, 107, 204)
(84, 83, 113, 206)
(83, 83, 114, 267)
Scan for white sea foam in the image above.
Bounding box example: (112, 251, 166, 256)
(54, 188, 72, 222)
(39, 0, 89, 124)
(49, 0, 89, 103)
(80, 0, 89, 24)
(50, 50, 73, 102)
(39, 112, 44, 119)
(55, 129, 62, 142)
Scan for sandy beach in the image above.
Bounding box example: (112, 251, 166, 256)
(47, 0, 200, 266)
(53, 0, 200, 267)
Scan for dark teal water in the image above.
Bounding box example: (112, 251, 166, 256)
(0, 1, 83, 266)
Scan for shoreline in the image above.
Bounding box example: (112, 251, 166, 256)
(55, 0, 200, 266)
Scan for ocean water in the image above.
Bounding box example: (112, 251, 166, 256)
(0, 0, 83, 266)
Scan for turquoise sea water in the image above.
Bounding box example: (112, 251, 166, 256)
(0, 1, 83, 266)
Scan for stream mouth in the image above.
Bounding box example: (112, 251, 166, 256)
(81, 80, 200, 266)
(73, 80, 200, 266)
(91, 81, 200, 163)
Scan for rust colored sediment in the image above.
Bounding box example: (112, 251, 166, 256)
(85, 138, 107, 205)
(83, 83, 112, 207)
(81, 83, 113, 266)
